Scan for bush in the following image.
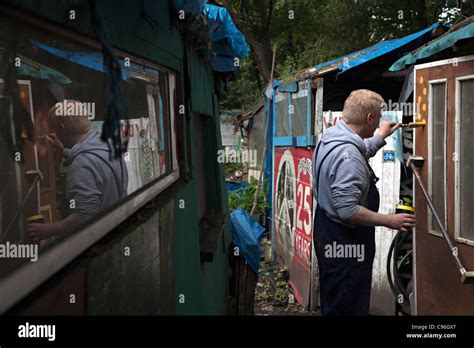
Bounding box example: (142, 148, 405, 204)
(228, 177, 269, 214)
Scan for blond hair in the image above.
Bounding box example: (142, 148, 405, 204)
(48, 100, 92, 135)
(342, 89, 384, 125)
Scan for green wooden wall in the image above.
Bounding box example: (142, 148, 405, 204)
(4, 0, 232, 315)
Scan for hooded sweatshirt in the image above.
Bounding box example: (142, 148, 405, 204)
(312, 119, 386, 226)
(64, 130, 128, 222)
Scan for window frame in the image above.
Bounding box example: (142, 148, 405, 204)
(455, 75, 474, 246)
(273, 79, 314, 147)
(0, 5, 181, 313)
(427, 79, 447, 238)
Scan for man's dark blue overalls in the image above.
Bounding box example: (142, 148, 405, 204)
(313, 141, 380, 315)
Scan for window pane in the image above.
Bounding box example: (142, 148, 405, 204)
(292, 94, 307, 136)
(0, 15, 177, 257)
(275, 93, 289, 137)
(430, 82, 446, 234)
(459, 79, 474, 241)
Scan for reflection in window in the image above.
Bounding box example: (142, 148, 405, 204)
(0, 15, 177, 251)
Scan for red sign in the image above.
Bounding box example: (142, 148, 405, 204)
(273, 147, 313, 306)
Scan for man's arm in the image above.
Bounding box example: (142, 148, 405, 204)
(347, 206, 416, 232)
(66, 165, 103, 221)
(25, 213, 80, 242)
(364, 121, 402, 159)
(364, 132, 386, 159)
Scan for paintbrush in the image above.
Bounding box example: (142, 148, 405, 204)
(399, 119, 426, 128)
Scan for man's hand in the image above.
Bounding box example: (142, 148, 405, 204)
(41, 133, 64, 152)
(385, 213, 416, 232)
(378, 121, 400, 139)
(24, 223, 56, 242)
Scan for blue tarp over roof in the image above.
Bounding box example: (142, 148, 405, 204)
(390, 19, 474, 71)
(295, 23, 446, 80)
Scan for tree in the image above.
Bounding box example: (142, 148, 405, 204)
(218, 0, 474, 112)
(218, 0, 275, 82)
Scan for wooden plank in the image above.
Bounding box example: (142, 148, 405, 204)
(369, 112, 401, 315)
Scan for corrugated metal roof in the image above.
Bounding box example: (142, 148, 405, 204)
(389, 17, 474, 71)
(292, 23, 445, 80)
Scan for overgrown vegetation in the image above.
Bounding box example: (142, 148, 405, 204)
(228, 177, 269, 213)
(224, 161, 243, 178)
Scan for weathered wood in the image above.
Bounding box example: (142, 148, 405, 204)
(199, 209, 227, 263)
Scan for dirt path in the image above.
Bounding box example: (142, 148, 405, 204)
(254, 238, 320, 316)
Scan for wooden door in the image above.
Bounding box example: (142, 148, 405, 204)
(413, 55, 474, 314)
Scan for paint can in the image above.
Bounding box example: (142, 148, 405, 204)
(395, 204, 415, 215)
(25, 214, 45, 224)
(25, 214, 50, 247)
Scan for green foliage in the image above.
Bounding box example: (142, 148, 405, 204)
(228, 177, 269, 213)
(219, 0, 474, 112)
(219, 56, 263, 112)
(224, 161, 243, 177)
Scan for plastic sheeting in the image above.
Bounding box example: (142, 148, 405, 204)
(205, 4, 249, 58)
(226, 181, 249, 194)
(204, 4, 249, 72)
(230, 208, 266, 273)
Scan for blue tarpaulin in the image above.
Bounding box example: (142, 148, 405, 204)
(226, 181, 249, 194)
(204, 4, 249, 72)
(230, 209, 266, 273)
(205, 4, 249, 58)
(295, 23, 447, 79)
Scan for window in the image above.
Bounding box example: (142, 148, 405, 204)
(275, 92, 289, 137)
(291, 81, 308, 137)
(273, 79, 316, 146)
(0, 13, 178, 254)
(456, 76, 474, 243)
(428, 81, 447, 236)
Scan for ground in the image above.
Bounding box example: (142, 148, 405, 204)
(254, 237, 320, 316)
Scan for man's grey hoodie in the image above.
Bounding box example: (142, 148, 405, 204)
(312, 119, 386, 226)
(64, 130, 128, 221)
